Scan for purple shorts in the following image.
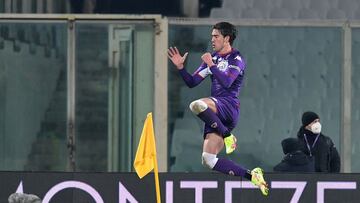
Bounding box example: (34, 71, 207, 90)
(203, 97, 240, 139)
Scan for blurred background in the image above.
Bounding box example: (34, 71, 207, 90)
(0, 0, 359, 174)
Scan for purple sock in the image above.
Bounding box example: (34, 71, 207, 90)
(213, 158, 250, 179)
(197, 108, 230, 137)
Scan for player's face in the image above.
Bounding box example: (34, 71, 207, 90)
(211, 29, 229, 52)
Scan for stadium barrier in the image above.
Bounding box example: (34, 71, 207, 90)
(0, 171, 358, 202)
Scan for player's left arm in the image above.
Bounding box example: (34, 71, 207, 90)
(209, 54, 245, 88)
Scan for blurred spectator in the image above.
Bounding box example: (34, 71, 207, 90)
(274, 137, 315, 172)
(297, 111, 340, 172)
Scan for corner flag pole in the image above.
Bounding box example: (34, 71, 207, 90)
(133, 113, 161, 203)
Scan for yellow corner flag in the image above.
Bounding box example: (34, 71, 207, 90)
(134, 113, 161, 203)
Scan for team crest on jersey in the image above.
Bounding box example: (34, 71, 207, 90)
(211, 122, 218, 128)
(217, 60, 228, 72)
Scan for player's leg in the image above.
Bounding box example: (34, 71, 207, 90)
(189, 98, 230, 136)
(190, 98, 237, 154)
(201, 133, 250, 177)
(201, 133, 269, 196)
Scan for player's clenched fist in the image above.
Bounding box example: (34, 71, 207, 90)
(201, 52, 215, 67)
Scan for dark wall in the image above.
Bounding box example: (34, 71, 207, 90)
(71, 0, 182, 16)
(199, 0, 222, 17)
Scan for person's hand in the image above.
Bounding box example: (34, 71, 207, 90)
(167, 47, 188, 70)
(201, 52, 215, 67)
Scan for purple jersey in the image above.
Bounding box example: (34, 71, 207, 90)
(179, 48, 246, 100)
(178, 49, 246, 136)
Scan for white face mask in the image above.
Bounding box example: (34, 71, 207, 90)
(310, 122, 322, 134)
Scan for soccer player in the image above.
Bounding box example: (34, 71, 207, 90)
(168, 22, 269, 196)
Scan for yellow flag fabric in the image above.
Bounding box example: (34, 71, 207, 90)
(134, 113, 157, 179)
(134, 113, 162, 203)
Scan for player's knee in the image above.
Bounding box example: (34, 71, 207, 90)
(189, 100, 208, 114)
(201, 152, 218, 169)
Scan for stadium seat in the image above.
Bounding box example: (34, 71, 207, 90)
(222, 0, 250, 10)
(253, 0, 276, 18)
(326, 8, 347, 19)
(281, 0, 304, 16)
(338, 0, 359, 18)
(210, 8, 236, 18)
(269, 8, 293, 19)
(240, 8, 264, 19)
(212, 0, 360, 20)
(309, 0, 330, 19)
(352, 9, 360, 19)
(298, 8, 320, 19)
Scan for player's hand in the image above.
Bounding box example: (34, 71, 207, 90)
(167, 47, 188, 70)
(201, 52, 215, 67)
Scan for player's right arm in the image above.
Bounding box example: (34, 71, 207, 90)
(168, 47, 208, 88)
(168, 47, 188, 70)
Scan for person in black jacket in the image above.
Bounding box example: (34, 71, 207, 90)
(297, 111, 341, 172)
(274, 137, 315, 172)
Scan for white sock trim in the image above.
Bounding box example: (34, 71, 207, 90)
(189, 99, 208, 114)
(202, 152, 218, 169)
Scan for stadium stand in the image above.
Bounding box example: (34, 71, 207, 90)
(212, 0, 360, 20)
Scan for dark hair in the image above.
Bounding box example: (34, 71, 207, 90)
(213, 22, 237, 45)
(281, 137, 301, 154)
